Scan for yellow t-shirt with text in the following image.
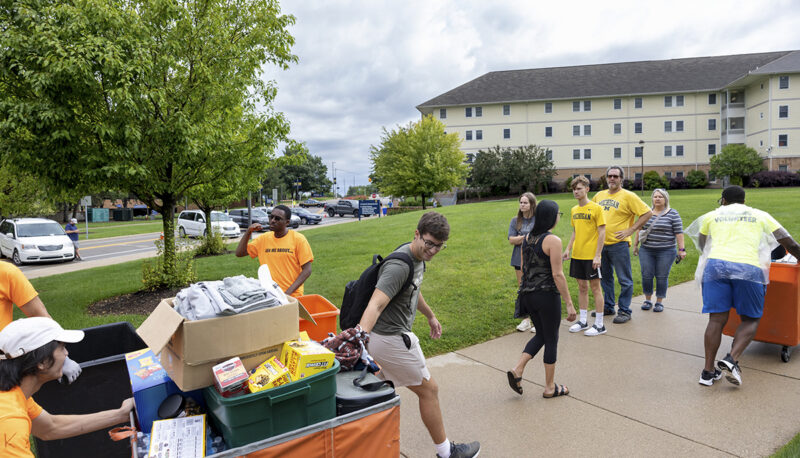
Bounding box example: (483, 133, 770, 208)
(699, 204, 781, 267)
(247, 230, 314, 297)
(570, 201, 606, 260)
(592, 188, 651, 245)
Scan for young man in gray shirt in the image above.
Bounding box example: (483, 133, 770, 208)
(359, 212, 480, 458)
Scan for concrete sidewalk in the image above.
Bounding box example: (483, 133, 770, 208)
(398, 281, 800, 457)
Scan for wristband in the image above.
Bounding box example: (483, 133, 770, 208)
(679, 248, 685, 252)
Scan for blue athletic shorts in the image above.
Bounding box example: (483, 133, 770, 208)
(702, 277, 767, 318)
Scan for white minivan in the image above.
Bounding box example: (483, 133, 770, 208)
(177, 210, 240, 238)
(0, 218, 75, 265)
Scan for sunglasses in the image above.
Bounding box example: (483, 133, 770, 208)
(607, 174, 621, 178)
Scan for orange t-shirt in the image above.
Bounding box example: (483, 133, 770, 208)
(0, 386, 43, 457)
(0, 263, 38, 329)
(247, 231, 314, 297)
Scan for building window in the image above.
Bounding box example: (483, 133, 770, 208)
(664, 145, 672, 157)
(708, 119, 717, 130)
(465, 107, 472, 118)
(708, 144, 716, 155)
(475, 130, 482, 140)
(583, 125, 591, 136)
(635, 122, 642, 134)
(665, 172, 672, 179)
(779, 105, 789, 118)
(583, 149, 591, 160)
(584, 100, 591, 112)
(676, 145, 684, 156)
(709, 93, 717, 104)
(573, 125, 580, 136)
(635, 172, 642, 180)
(475, 106, 482, 117)
(573, 101, 580, 112)
(779, 134, 788, 147)
(635, 97, 643, 109)
(676, 171, 684, 178)
(634, 146, 643, 158)
(614, 147, 622, 158)
(780, 165, 789, 172)
(664, 121, 672, 133)
(676, 95, 684, 107)
(573, 149, 581, 160)
(779, 76, 789, 89)
(676, 120, 684, 132)
(503, 104, 510, 116)
(465, 130, 472, 141)
(614, 98, 622, 110)
(503, 128, 510, 139)
(546, 149, 553, 160)
(614, 123, 622, 134)
(545, 102, 552, 113)
(709, 172, 716, 182)
(545, 126, 552, 137)
(585, 174, 592, 180)
(664, 96, 672, 108)
(439, 108, 446, 119)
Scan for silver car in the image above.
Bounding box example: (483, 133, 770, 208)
(0, 218, 75, 265)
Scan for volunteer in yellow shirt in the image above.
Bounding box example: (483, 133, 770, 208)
(591, 166, 652, 323)
(697, 186, 800, 387)
(0, 317, 133, 457)
(236, 205, 314, 297)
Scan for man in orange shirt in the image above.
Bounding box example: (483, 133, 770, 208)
(0, 263, 81, 383)
(235, 205, 314, 297)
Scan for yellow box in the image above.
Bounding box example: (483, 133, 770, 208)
(281, 340, 335, 380)
(247, 357, 292, 393)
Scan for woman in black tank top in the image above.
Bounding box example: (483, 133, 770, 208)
(506, 200, 577, 398)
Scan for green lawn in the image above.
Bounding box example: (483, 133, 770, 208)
(76, 218, 166, 239)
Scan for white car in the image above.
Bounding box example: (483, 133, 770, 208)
(0, 218, 75, 265)
(177, 210, 241, 238)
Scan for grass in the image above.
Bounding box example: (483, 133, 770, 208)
(74, 218, 166, 239)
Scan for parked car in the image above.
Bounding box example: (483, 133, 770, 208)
(324, 199, 369, 218)
(256, 206, 301, 229)
(299, 199, 324, 208)
(0, 218, 75, 265)
(293, 207, 322, 225)
(228, 208, 270, 229)
(177, 210, 240, 238)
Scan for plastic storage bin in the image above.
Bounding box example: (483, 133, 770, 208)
(297, 294, 340, 341)
(33, 322, 146, 458)
(203, 359, 339, 448)
(113, 208, 133, 221)
(723, 262, 800, 362)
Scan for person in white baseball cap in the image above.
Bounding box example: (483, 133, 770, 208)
(0, 317, 133, 456)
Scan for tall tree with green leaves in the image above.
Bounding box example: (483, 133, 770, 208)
(261, 144, 332, 199)
(0, 0, 296, 283)
(370, 115, 467, 209)
(710, 144, 765, 186)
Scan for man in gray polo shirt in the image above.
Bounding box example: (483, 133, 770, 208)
(359, 212, 480, 458)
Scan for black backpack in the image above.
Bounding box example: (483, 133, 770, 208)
(339, 245, 420, 330)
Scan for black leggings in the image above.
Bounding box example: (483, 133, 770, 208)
(520, 290, 561, 364)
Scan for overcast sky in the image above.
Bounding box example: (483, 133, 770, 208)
(263, 0, 800, 191)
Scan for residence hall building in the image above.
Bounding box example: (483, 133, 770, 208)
(417, 50, 800, 182)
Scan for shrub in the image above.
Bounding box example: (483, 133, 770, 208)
(142, 238, 198, 290)
(563, 176, 573, 191)
(597, 175, 608, 190)
(748, 171, 800, 187)
(668, 176, 689, 189)
(687, 170, 708, 189)
(589, 179, 600, 191)
(545, 181, 563, 193)
(623, 178, 642, 191)
(643, 171, 667, 190)
(195, 230, 225, 256)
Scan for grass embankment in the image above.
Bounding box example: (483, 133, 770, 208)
(77, 218, 165, 239)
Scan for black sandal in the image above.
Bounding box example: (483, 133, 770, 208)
(507, 370, 523, 395)
(543, 384, 569, 398)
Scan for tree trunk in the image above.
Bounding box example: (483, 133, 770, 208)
(160, 195, 177, 279)
(421, 194, 426, 210)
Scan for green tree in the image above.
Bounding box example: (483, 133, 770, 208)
(370, 115, 468, 209)
(470, 145, 555, 195)
(687, 170, 708, 189)
(0, 0, 296, 284)
(643, 170, 667, 190)
(709, 144, 765, 186)
(470, 146, 505, 195)
(262, 144, 332, 200)
(0, 164, 56, 217)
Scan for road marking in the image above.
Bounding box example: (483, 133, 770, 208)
(81, 238, 158, 250)
(81, 247, 156, 260)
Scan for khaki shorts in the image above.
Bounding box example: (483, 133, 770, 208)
(368, 332, 430, 387)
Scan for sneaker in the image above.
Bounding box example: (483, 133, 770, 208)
(584, 324, 607, 336)
(699, 369, 723, 386)
(717, 354, 742, 386)
(641, 300, 653, 310)
(653, 303, 664, 313)
(530, 325, 536, 333)
(612, 313, 631, 324)
(516, 319, 532, 332)
(437, 441, 481, 458)
(569, 321, 590, 333)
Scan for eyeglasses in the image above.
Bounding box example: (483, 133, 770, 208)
(558, 212, 563, 217)
(607, 174, 621, 178)
(421, 237, 446, 251)
(268, 214, 284, 221)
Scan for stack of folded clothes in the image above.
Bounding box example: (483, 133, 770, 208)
(174, 275, 284, 321)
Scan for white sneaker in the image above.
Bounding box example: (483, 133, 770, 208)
(516, 319, 532, 332)
(530, 325, 536, 333)
(584, 325, 607, 336)
(569, 321, 590, 333)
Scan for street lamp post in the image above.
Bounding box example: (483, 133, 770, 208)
(639, 140, 645, 196)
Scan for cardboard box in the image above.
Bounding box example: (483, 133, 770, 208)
(281, 340, 335, 380)
(137, 295, 314, 391)
(247, 357, 292, 393)
(212, 357, 248, 398)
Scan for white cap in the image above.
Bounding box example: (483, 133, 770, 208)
(70, 218, 77, 223)
(0, 317, 84, 360)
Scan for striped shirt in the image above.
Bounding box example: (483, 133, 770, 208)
(640, 208, 683, 249)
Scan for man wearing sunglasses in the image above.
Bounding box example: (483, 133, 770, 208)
(359, 212, 480, 458)
(592, 166, 653, 324)
(235, 205, 313, 298)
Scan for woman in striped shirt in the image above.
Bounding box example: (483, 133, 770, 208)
(633, 189, 686, 312)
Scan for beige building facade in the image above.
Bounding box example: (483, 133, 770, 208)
(417, 51, 800, 182)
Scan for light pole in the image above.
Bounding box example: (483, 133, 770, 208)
(767, 145, 773, 171)
(639, 140, 645, 196)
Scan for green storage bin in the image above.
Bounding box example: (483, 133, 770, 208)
(203, 359, 339, 448)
